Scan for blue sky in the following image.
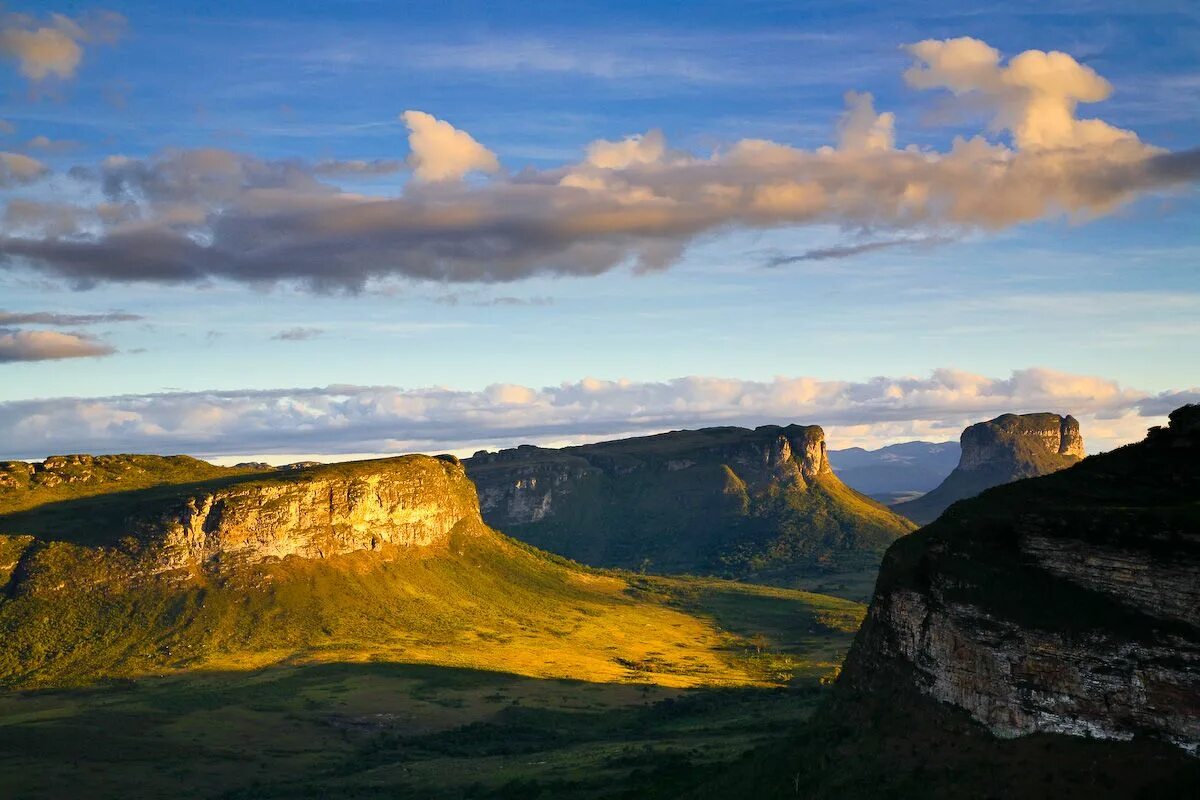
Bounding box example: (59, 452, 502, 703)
(0, 1, 1197, 459)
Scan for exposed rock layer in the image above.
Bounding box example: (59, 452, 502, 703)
(844, 405, 1200, 754)
(151, 456, 482, 568)
(0, 456, 483, 587)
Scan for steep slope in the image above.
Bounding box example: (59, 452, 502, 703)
(828, 441, 960, 504)
(845, 405, 1198, 751)
(0, 454, 860, 691)
(641, 406, 1200, 799)
(892, 412, 1084, 524)
(464, 424, 916, 580)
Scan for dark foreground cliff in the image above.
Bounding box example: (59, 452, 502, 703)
(893, 412, 1084, 524)
(635, 405, 1200, 799)
(465, 424, 916, 581)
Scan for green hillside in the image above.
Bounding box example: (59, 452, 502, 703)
(0, 454, 863, 692)
(465, 425, 916, 581)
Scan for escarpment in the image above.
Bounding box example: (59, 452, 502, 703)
(0, 455, 484, 590)
(150, 456, 482, 569)
(842, 405, 1200, 754)
(893, 412, 1085, 524)
(465, 424, 914, 578)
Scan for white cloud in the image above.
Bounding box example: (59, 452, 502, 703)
(837, 91, 894, 152)
(401, 110, 500, 182)
(0, 367, 1192, 460)
(0, 10, 125, 82)
(903, 37, 1134, 150)
(0, 38, 1195, 289)
(0, 329, 115, 362)
(0, 151, 46, 186)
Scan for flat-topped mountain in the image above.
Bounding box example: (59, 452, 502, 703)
(0, 453, 860, 690)
(464, 424, 915, 580)
(892, 412, 1084, 524)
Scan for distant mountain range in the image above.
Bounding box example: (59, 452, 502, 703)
(827, 441, 960, 504)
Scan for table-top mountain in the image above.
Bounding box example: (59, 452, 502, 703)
(892, 412, 1084, 524)
(464, 424, 916, 581)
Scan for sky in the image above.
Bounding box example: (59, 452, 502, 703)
(0, 0, 1197, 461)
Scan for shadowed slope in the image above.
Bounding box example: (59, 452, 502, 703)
(465, 424, 915, 580)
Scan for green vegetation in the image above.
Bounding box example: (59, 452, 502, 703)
(0, 449, 879, 797)
(0, 454, 268, 517)
(0, 662, 830, 800)
(466, 425, 915, 581)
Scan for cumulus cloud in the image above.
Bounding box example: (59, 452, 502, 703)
(0, 9, 125, 81)
(0, 309, 141, 325)
(837, 91, 894, 152)
(0, 37, 1195, 290)
(0, 329, 115, 362)
(400, 110, 500, 182)
(0, 367, 1192, 459)
(0, 151, 46, 186)
(903, 37, 1133, 150)
(271, 327, 324, 341)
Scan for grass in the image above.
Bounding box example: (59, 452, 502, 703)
(0, 575, 851, 800)
(0, 454, 268, 517)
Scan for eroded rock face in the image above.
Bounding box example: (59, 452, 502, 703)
(844, 405, 1200, 754)
(0, 456, 485, 592)
(467, 424, 831, 528)
(150, 456, 482, 569)
(463, 424, 909, 578)
(958, 413, 1084, 470)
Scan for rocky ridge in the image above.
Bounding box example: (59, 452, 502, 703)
(0, 455, 483, 591)
(465, 424, 913, 578)
(843, 405, 1200, 754)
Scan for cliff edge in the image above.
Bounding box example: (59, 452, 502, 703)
(843, 404, 1199, 754)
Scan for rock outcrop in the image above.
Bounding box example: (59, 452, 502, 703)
(0, 455, 484, 588)
(892, 413, 1084, 524)
(150, 456, 482, 569)
(842, 405, 1200, 754)
(465, 424, 914, 578)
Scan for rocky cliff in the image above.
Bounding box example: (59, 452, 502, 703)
(892, 412, 1084, 524)
(148, 456, 482, 570)
(465, 424, 914, 578)
(842, 404, 1200, 755)
(0, 455, 484, 588)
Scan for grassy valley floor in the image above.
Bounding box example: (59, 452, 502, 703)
(0, 575, 858, 799)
